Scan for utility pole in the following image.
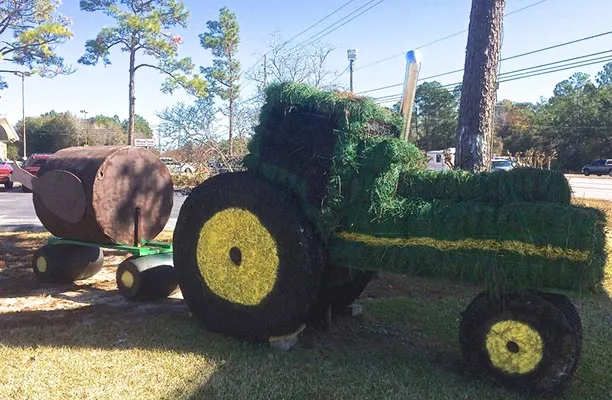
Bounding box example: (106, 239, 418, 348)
(80, 110, 89, 145)
(347, 49, 357, 92)
(263, 54, 267, 87)
(455, 0, 506, 172)
(13, 71, 31, 158)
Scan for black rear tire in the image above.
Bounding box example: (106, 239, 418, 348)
(4, 181, 13, 189)
(173, 172, 324, 341)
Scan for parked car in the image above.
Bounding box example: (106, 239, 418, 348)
(160, 157, 196, 174)
(22, 153, 52, 192)
(0, 157, 13, 189)
(582, 159, 612, 177)
(491, 158, 514, 172)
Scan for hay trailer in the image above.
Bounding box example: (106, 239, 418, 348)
(13, 146, 178, 300)
(172, 54, 606, 395)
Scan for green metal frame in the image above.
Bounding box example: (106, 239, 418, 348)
(47, 237, 173, 257)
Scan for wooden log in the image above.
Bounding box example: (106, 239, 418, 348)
(32, 146, 173, 245)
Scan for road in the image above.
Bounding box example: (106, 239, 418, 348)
(1, 175, 611, 232)
(566, 175, 612, 201)
(0, 185, 186, 232)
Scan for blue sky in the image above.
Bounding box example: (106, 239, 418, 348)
(0, 0, 611, 131)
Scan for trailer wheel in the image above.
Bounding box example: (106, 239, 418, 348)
(459, 291, 580, 394)
(173, 172, 324, 341)
(321, 265, 374, 311)
(32, 244, 104, 283)
(116, 253, 178, 301)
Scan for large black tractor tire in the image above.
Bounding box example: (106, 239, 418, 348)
(116, 253, 178, 301)
(459, 291, 581, 395)
(32, 244, 104, 283)
(173, 172, 325, 341)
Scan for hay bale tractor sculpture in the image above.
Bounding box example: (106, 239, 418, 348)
(13, 56, 605, 395)
(13, 146, 178, 300)
(172, 67, 606, 394)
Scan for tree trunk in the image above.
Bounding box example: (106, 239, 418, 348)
(128, 48, 136, 146)
(228, 95, 234, 157)
(455, 0, 506, 172)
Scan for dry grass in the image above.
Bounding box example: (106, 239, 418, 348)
(0, 200, 611, 400)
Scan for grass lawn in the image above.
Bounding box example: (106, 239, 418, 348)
(0, 200, 611, 400)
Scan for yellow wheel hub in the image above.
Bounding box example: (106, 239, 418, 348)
(485, 320, 544, 375)
(197, 208, 279, 306)
(121, 271, 135, 288)
(36, 256, 48, 273)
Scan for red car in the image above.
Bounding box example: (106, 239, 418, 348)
(0, 157, 13, 189)
(22, 153, 52, 192)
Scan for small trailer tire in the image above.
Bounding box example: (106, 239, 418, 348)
(32, 244, 104, 283)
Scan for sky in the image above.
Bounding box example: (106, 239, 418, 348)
(0, 0, 611, 134)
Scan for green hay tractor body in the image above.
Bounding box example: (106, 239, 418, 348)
(244, 82, 606, 293)
(173, 82, 607, 395)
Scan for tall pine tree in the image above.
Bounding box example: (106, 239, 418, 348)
(200, 7, 241, 156)
(455, 0, 506, 172)
(79, 0, 206, 145)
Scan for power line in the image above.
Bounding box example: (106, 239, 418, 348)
(354, 0, 549, 73)
(282, 0, 386, 56)
(373, 55, 612, 104)
(329, 66, 351, 84)
(501, 30, 612, 62)
(357, 30, 612, 95)
(243, 0, 361, 75)
(281, 0, 360, 46)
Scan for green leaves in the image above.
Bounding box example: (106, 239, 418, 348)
(0, 0, 74, 88)
(199, 7, 241, 102)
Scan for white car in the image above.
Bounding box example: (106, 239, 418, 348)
(160, 157, 196, 174)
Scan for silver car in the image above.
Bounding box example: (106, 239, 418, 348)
(160, 157, 196, 174)
(491, 159, 514, 172)
(582, 159, 612, 177)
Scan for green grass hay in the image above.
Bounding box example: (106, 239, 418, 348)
(245, 82, 607, 292)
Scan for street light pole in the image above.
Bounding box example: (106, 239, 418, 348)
(347, 49, 357, 93)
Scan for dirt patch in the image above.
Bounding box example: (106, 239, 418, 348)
(0, 232, 187, 328)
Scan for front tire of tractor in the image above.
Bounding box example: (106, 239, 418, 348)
(459, 291, 581, 395)
(173, 172, 324, 341)
(32, 244, 104, 283)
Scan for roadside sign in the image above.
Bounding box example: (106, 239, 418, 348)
(134, 138, 156, 147)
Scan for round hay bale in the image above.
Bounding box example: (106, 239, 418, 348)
(33, 146, 173, 245)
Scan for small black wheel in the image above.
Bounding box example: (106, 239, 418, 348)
(4, 181, 13, 189)
(320, 265, 374, 312)
(608, 169, 612, 177)
(173, 172, 324, 341)
(32, 244, 104, 283)
(459, 291, 581, 395)
(116, 254, 178, 301)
